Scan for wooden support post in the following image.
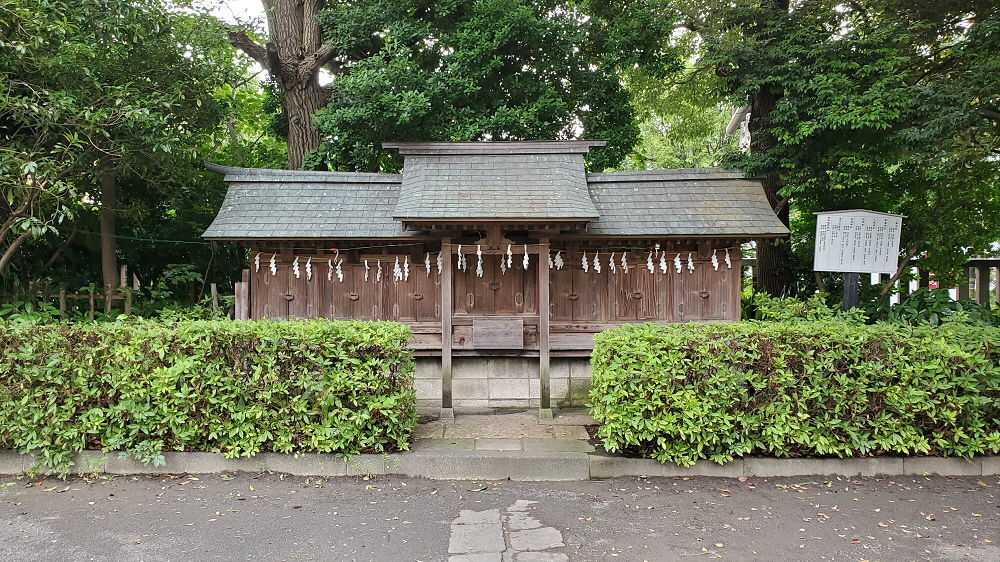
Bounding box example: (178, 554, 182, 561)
(958, 267, 971, 300)
(88, 291, 95, 321)
(975, 265, 990, 305)
(842, 272, 860, 311)
(241, 268, 250, 320)
(538, 237, 552, 419)
(440, 237, 454, 419)
(210, 283, 219, 313)
(124, 289, 132, 315)
(58, 289, 67, 317)
(995, 267, 1000, 305)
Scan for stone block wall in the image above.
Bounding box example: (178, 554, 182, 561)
(413, 357, 592, 408)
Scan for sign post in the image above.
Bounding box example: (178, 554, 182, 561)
(813, 210, 904, 310)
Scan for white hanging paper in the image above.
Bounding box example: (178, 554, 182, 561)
(711, 251, 719, 271)
(254, 253, 261, 273)
(593, 252, 601, 273)
(328, 259, 334, 281)
(500, 254, 507, 274)
(609, 252, 616, 274)
(554, 250, 564, 270)
(336, 259, 344, 283)
(456, 245, 464, 271)
(403, 255, 410, 281)
(506, 244, 513, 269)
(476, 245, 484, 278)
(269, 254, 277, 276)
(672, 253, 680, 274)
(436, 252, 443, 275)
(305, 257, 313, 281)
(376, 260, 382, 282)
(425, 253, 431, 276)
(621, 252, 628, 273)
(548, 251, 554, 269)
(522, 244, 529, 270)
(687, 252, 695, 273)
(646, 251, 654, 273)
(660, 253, 669, 274)
(393, 256, 402, 281)
(582, 251, 589, 272)
(364, 259, 370, 281)
(292, 257, 301, 279)
(725, 248, 732, 269)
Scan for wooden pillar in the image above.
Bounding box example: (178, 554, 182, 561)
(241, 268, 250, 320)
(995, 267, 1000, 305)
(975, 265, 990, 305)
(538, 237, 552, 418)
(958, 267, 970, 300)
(58, 289, 67, 317)
(440, 237, 454, 419)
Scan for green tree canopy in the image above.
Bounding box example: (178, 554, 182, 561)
(309, 0, 681, 172)
(0, 0, 268, 296)
(629, 0, 1000, 294)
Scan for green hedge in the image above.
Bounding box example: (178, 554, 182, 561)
(590, 322, 1000, 466)
(0, 319, 416, 473)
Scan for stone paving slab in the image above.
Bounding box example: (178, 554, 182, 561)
(411, 438, 477, 452)
(522, 439, 595, 453)
(475, 439, 523, 451)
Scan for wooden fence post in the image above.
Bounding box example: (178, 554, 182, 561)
(210, 283, 219, 313)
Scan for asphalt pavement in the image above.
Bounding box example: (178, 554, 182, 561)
(1, 472, 996, 561)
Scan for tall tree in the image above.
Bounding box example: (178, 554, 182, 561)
(629, 0, 999, 295)
(308, 0, 678, 172)
(0, 0, 241, 300)
(228, 0, 336, 169)
(229, 0, 678, 170)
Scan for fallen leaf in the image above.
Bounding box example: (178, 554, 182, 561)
(468, 486, 488, 492)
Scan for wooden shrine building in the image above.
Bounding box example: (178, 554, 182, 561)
(204, 141, 788, 414)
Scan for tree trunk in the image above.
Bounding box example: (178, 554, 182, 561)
(283, 76, 327, 169)
(748, 82, 793, 296)
(741, 0, 793, 297)
(229, 1, 337, 169)
(0, 230, 32, 277)
(99, 163, 118, 312)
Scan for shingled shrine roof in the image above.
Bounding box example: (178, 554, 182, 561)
(201, 165, 411, 240)
(384, 141, 603, 222)
(202, 145, 789, 240)
(586, 169, 789, 237)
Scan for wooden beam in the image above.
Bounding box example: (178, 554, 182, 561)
(440, 237, 454, 417)
(538, 237, 552, 417)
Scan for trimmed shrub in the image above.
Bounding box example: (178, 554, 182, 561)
(0, 319, 416, 474)
(590, 322, 1000, 466)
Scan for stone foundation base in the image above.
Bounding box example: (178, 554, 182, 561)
(414, 358, 592, 408)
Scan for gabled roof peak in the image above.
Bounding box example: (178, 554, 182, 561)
(382, 140, 606, 155)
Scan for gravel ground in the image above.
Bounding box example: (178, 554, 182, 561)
(1, 472, 996, 561)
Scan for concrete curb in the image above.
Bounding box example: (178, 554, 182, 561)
(1, 450, 996, 480)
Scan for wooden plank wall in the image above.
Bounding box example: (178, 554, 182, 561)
(248, 246, 742, 351)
